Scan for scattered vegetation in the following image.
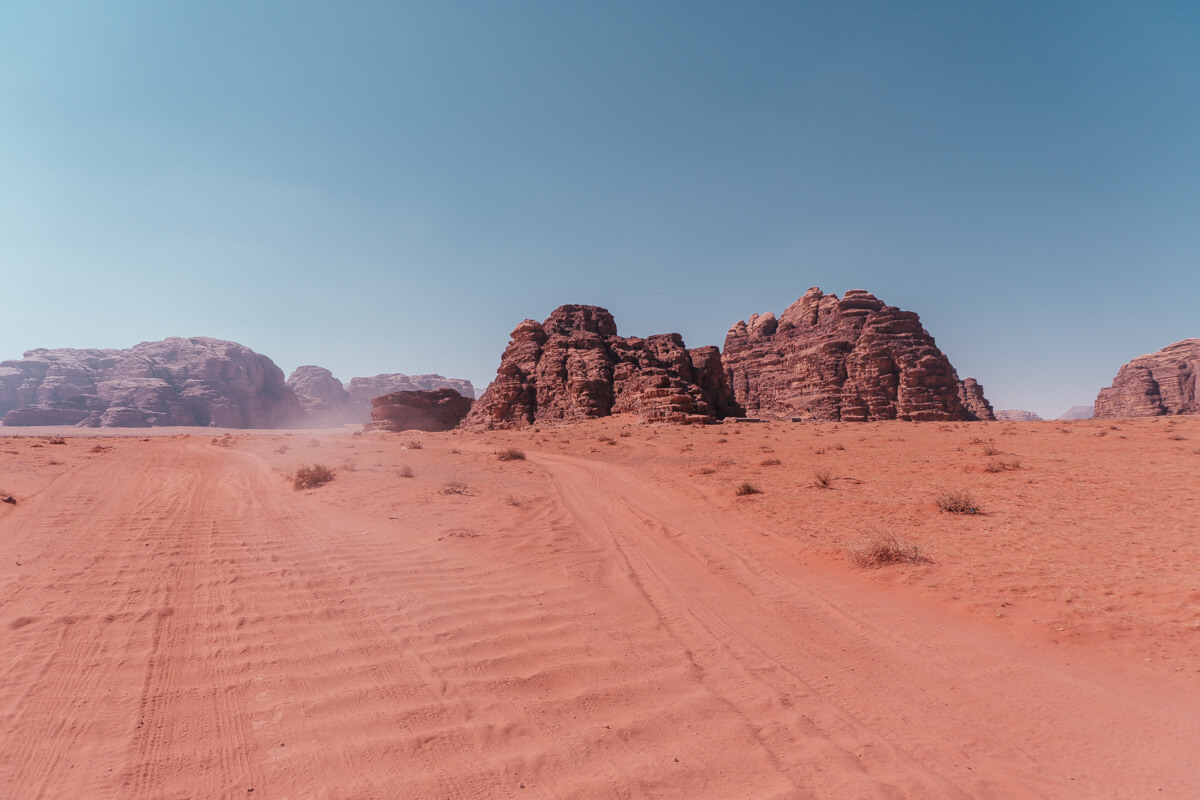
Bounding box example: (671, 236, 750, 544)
(47, 437, 67, 445)
(406, 439, 424, 450)
(397, 465, 414, 478)
(89, 445, 109, 454)
(442, 479, 469, 495)
(618, 431, 632, 438)
(274, 445, 289, 454)
(505, 494, 524, 507)
(497, 447, 526, 461)
(698, 466, 716, 475)
(735, 482, 762, 496)
(293, 463, 335, 490)
(760, 458, 781, 466)
(849, 532, 932, 568)
(935, 489, 982, 514)
(980, 444, 1002, 456)
(984, 457, 1021, 473)
(812, 470, 835, 489)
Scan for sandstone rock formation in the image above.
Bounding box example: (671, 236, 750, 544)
(1057, 406, 1094, 421)
(723, 288, 994, 422)
(0, 337, 303, 428)
(1094, 339, 1199, 418)
(464, 305, 735, 429)
(347, 374, 475, 421)
(368, 389, 474, 432)
(286, 366, 352, 427)
(996, 409, 1044, 421)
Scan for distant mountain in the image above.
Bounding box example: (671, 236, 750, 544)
(1057, 406, 1094, 420)
(995, 409, 1043, 421)
(287, 368, 475, 426)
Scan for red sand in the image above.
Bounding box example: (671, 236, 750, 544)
(2, 417, 1198, 798)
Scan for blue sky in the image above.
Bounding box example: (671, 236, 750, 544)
(2, 1, 1197, 418)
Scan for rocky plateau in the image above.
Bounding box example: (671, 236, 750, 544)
(1094, 339, 1199, 418)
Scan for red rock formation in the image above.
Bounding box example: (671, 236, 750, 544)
(286, 366, 352, 427)
(0, 338, 303, 428)
(463, 305, 733, 429)
(347, 374, 475, 421)
(1094, 339, 1199, 418)
(995, 409, 1044, 422)
(368, 389, 474, 432)
(723, 288, 993, 421)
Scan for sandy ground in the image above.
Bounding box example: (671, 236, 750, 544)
(1, 416, 1198, 799)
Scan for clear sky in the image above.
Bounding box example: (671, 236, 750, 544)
(2, 1, 1197, 418)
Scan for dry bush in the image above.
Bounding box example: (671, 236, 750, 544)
(981, 444, 1002, 456)
(849, 532, 932, 568)
(89, 445, 108, 454)
(936, 489, 982, 514)
(597, 435, 615, 444)
(984, 457, 1021, 473)
(47, 437, 67, 445)
(831, 443, 845, 451)
(505, 494, 524, 507)
(716, 438, 729, 444)
(618, 431, 632, 438)
(497, 447, 526, 461)
(293, 463, 335, 490)
(442, 480, 469, 495)
(760, 458, 782, 466)
(275, 445, 290, 454)
(735, 482, 762, 496)
(812, 470, 835, 489)
(406, 439, 424, 450)
(968, 436, 988, 445)
(397, 465, 414, 478)
(698, 466, 716, 475)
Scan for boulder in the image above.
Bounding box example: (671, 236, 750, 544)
(347, 374, 475, 422)
(723, 288, 994, 421)
(368, 389, 473, 432)
(1094, 339, 1199, 418)
(0, 338, 303, 428)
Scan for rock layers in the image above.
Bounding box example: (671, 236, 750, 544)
(463, 305, 735, 429)
(1094, 339, 1199, 418)
(347, 374, 475, 421)
(0, 338, 303, 428)
(723, 288, 994, 422)
(286, 369, 476, 426)
(368, 389, 474, 432)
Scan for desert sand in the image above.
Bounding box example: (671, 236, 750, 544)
(2, 417, 1198, 798)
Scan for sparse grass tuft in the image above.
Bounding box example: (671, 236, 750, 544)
(442, 480, 469, 495)
(497, 447, 526, 461)
(406, 439, 424, 450)
(47, 437, 67, 445)
(849, 532, 932, 568)
(505, 494, 524, 507)
(760, 458, 782, 466)
(936, 489, 982, 514)
(981, 444, 1002, 456)
(735, 482, 762, 496)
(618, 431, 632, 438)
(812, 470, 835, 489)
(984, 457, 1021, 473)
(293, 463, 335, 490)
(596, 435, 615, 444)
(698, 466, 716, 475)
(397, 465, 414, 478)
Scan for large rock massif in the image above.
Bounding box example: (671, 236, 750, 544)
(996, 409, 1044, 422)
(466, 290, 991, 429)
(463, 305, 736, 429)
(0, 337, 303, 428)
(1094, 339, 1199, 418)
(368, 389, 474, 432)
(723, 288, 994, 422)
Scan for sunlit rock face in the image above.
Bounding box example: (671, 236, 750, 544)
(1094, 339, 1200, 418)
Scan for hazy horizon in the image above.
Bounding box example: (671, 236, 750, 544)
(4, 2, 1197, 420)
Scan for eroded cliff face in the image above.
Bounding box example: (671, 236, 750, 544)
(463, 305, 735, 429)
(368, 388, 473, 432)
(722, 288, 993, 422)
(0, 337, 303, 428)
(1094, 339, 1199, 418)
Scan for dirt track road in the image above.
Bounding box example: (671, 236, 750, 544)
(2, 437, 1197, 798)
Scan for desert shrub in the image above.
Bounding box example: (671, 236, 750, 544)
(397, 465, 414, 478)
(981, 444, 1002, 456)
(442, 480, 469, 495)
(716, 438, 728, 444)
(698, 466, 716, 475)
(735, 482, 761, 496)
(812, 470, 835, 489)
(814, 447, 826, 455)
(293, 464, 335, 490)
(597, 435, 615, 444)
(505, 494, 524, 507)
(984, 457, 1021, 473)
(619, 431, 632, 438)
(308, 438, 320, 447)
(936, 489, 981, 514)
(831, 443, 845, 451)
(341, 458, 357, 472)
(275, 445, 290, 454)
(406, 439, 424, 450)
(47, 437, 66, 445)
(849, 532, 932, 568)
(497, 447, 526, 461)
(760, 458, 781, 466)
(89, 445, 108, 454)
(968, 436, 988, 445)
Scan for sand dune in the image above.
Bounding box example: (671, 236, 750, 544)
(2, 417, 1198, 798)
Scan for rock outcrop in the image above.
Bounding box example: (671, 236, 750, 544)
(347, 374, 475, 422)
(996, 409, 1043, 421)
(286, 366, 352, 427)
(1094, 339, 1199, 418)
(368, 389, 473, 432)
(722, 288, 994, 421)
(463, 305, 735, 429)
(0, 337, 303, 428)
(1057, 406, 1094, 421)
